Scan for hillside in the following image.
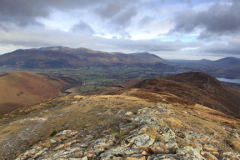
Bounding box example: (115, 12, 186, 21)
(131, 52, 165, 63)
(220, 66, 240, 79)
(163, 72, 240, 116)
(1, 93, 240, 159)
(1, 72, 240, 159)
(111, 72, 240, 117)
(0, 47, 166, 68)
(0, 72, 69, 115)
(213, 57, 240, 67)
(167, 57, 240, 68)
(112, 79, 144, 88)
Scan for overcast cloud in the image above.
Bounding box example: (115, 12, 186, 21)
(0, 0, 239, 60)
(169, 0, 240, 40)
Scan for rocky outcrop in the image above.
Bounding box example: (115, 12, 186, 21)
(15, 104, 240, 160)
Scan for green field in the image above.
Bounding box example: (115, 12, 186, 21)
(0, 66, 167, 84)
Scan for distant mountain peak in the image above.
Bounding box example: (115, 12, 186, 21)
(131, 52, 151, 55)
(39, 46, 66, 50)
(200, 59, 212, 61)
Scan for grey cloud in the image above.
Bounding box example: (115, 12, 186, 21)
(119, 31, 132, 39)
(0, 23, 9, 32)
(168, 0, 240, 40)
(101, 6, 137, 38)
(0, 0, 50, 26)
(107, 39, 202, 53)
(0, 0, 109, 27)
(94, 1, 126, 19)
(70, 21, 95, 35)
(201, 40, 240, 56)
(0, 28, 202, 53)
(111, 7, 138, 27)
(138, 16, 152, 27)
(160, 0, 192, 5)
(169, 9, 197, 34)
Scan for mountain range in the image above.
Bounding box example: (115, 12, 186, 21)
(1, 46, 240, 80)
(167, 57, 240, 68)
(0, 46, 164, 68)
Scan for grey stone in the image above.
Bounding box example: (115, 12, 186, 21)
(128, 134, 155, 148)
(120, 121, 140, 133)
(148, 154, 182, 160)
(176, 146, 205, 160)
(161, 125, 175, 141)
(33, 148, 48, 159)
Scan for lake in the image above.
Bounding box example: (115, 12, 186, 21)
(216, 78, 240, 84)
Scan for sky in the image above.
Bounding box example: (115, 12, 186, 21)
(0, 0, 240, 60)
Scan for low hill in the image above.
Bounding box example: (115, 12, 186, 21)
(0, 47, 167, 68)
(220, 66, 240, 79)
(164, 72, 240, 113)
(131, 52, 165, 63)
(112, 79, 144, 88)
(213, 57, 240, 67)
(0, 72, 69, 115)
(112, 72, 240, 116)
(167, 57, 240, 68)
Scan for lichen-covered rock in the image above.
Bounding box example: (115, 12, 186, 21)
(126, 156, 146, 160)
(98, 144, 141, 158)
(203, 144, 217, 152)
(148, 139, 178, 154)
(135, 114, 163, 125)
(128, 134, 155, 148)
(148, 154, 181, 160)
(129, 124, 161, 135)
(120, 121, 140, 133)
(32, 148, 48, 158)
(84, 146, 105, 158)
(161, 125, 175, 142)
(203, 152, 218, 160)
(176, 146, 205, 160)
(91, 135, 116, 149)
(14, 105, 240, 160)
(125, 112, 133, 116)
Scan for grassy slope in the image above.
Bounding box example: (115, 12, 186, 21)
(123, 73, 240, 116)
(0, 72, 68, 115)
(164, 72, 240, 116)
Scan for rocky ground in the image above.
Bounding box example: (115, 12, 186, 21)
(14, 102, 240, 160)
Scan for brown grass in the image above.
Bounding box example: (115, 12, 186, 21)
(113, 79, 144, 88)
(132, 75, 240, 117)
(110, 88, 195, 106)
(0, 95, 156, 159)
(144, 127, 160, 139)
(225, 138, 240, 153)
(0, 72, 69, 115)
(1, 88, 240, 159)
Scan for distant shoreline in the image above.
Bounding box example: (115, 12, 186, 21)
(217, 77, 240, 84)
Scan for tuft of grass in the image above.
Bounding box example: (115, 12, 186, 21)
(164, 118, 182, 128)
(50, 130, 57, 137)
(225, 138, 240, 152)
(144, 127, 159, 139)
(203, 152, 217, 160)
(111, 129, 128, 140)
